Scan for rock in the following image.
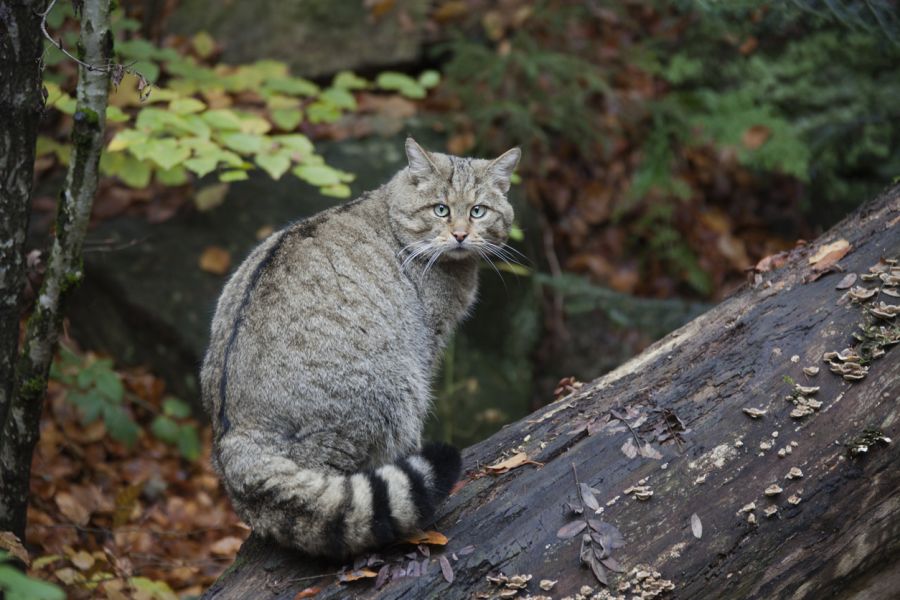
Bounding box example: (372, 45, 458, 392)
(166, 0, 430, 78)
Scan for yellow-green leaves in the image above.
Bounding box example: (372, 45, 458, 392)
(255, 152, 292, 180)
(46, 25, 439, 197)
(376, 71, 428, 99)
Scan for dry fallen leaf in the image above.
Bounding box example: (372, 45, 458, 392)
(194, 183, 230, 212)
(0, 531, 29, 566)
(69, 550, 95, 571)
(56, 491, 91, 526)
(339, 568, 379, 583)
(639, 443, 663, 460)
(293, 587, 321, 599)
(557, 520, 588, 539)
(620, 439, 638, 459)
(439, 555, 454, 583)
(742, 125, 771, 150)
(809, 239, 850, 265)
(486, 452, 543, 475)
(209, 536, 244, 556)
(403, 530, 448, 546)
(808, 239, 851, 268)
(199, 245, 231, 275)
(754, 250, 789, 273)
(691, 513, 703, 539)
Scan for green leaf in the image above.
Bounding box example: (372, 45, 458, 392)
(202, 109, 244, 131)
(293, 164, 344, 186)
(176, 425, 202, 461)
(192, 31, 217, 58)
(157, 165, 189, 186)
(263, 76, 319, 97)
(103, 405, 139, 447)
(54, 95, 77, 115)
(108, 129, 148, 152)
(418, 69, 441, 89)
(145, 139, 191, 171)
(256, 152, 291, 180)
(94, 368, 124, 403)
(320, 183, 352, 198)
(44, 1, 72, 29)
(184, 156, 219, 178)
(117, 39, 158, 61)
(162, 397, 192, 418)
(320, 87, 356, 110)
(105, 106, 129, 123)
(305, 101, 342, 124)
(273, 134, 313, 155)
(132, 60, 160, 84)
(270, 108, 303, 131)
(67, 391, 104, 425)
(333, 70, 369, 90)
(0, 564, 65, 600)
(151, 415, 180, 444)
(116, 155, 152, 188)
(219, 170, 249, 182)
(376, 71, 426, 99)
(508, 224, 524, 241)
(169, 97, 207, 115)
(220, 132, 266, 154)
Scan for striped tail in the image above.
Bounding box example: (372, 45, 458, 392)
(216, 437, 462, 558)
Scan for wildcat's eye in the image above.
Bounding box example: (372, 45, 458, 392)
(433, 204, 450, 218)
(470, 205, 486, 219)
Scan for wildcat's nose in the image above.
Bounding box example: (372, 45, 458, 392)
(452, 231, 468, 243)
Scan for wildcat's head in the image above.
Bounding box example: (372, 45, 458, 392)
(391, 137, 520, 270)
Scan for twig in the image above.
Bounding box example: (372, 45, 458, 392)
(37, 0, 152, 97)
(39, 0, 109, 73)
(610, 409, 642, 448)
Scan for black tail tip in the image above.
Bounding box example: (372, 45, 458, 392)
(421, 441, 462, 497)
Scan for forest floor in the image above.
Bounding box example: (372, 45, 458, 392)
(21, 340, 246, 599)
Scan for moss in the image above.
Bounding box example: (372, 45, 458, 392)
(18, 376, 47, 399)
(61, 269, 83, 293)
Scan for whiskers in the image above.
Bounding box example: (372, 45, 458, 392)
(396, 238, 530, 284)
(397, 240, 448, 281)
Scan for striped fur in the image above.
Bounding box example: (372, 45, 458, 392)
(201, 139, 518, 557)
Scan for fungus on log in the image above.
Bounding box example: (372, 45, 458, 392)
(204, 186, 900, 600)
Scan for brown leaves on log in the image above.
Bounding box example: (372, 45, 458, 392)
(485, 452, 544, 475)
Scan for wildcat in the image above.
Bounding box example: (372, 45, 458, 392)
(200, 138, 520, 558)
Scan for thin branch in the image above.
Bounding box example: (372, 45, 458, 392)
(38, 0, 107, 73)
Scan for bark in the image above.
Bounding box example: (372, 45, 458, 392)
(0, 0, 112, 536)
(203, 185, 900, 600)
(0, 0, 44, 464)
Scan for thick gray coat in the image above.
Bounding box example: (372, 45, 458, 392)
(200, 139, 519, 557)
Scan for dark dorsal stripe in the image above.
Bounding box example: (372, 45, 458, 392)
(366, 471, 398, 545)
(217, 230, 289, 437)
(397, 458, 436, 521)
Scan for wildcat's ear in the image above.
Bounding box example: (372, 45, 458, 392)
(486, 147, 521, 193)
(405, 137, 439, 183)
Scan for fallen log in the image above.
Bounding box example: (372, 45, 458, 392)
(203, 185, 900, 600)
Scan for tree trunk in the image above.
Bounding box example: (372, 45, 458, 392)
(0, 0, 112, 536)
(0, 0, 45, 465)
(204, 186, 900, 600)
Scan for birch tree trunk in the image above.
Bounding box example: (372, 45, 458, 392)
(0, 0, 45, 468)
(203, 186, 900, 600)
(0, 0, 112, 537)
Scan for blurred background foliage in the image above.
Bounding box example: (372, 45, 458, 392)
(20, 1, 899, 596)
